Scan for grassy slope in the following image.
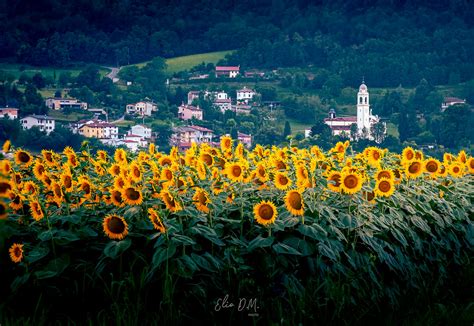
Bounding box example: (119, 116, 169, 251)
(131, 50, 234, 74)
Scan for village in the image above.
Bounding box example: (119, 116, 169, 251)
(0, 65, 470, 153)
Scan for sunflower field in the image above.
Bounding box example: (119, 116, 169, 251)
(0, 138, 473, 325)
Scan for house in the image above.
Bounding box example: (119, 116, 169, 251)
(238, 132, 252, 148)
(0, 107, 19, 119)
(171, 125, 214, 149)
(441, 97, 466, 111)
(129, 124, 152, 139)
(88, 108, 108, 119)
(123, 134, 148, 149)
(323, 109, 357, 137)
(45, 97, 88, 111)
(126, 101, 157, 116)
(79, 121, 118, 139)
(178, 104, 203, 120)
(20, 115, 55, 135)
(187, 91, 202, 105)
(214, 98, 232, 112)
(236, 87, 257, 103)
(232, 104, 252, 114)
(215, 66, 240, 78)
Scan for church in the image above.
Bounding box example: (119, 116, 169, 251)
(323, 81, 383, 141)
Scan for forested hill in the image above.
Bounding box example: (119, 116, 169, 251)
(1, 0, 473, 86)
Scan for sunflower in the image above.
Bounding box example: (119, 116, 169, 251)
(22, 181, 39, 196)
(122, 186, 143, 205)
(160, 167, 174, 183)
(2, 140, 11, 153)
(161, 190, 182, 212)
(9, 192, 23, 211)
(225, 162, 245, 182)
(77, 176, 93, 198)
(0, 178, 13, 197)
(467, 157, 474, 174)
(103, 215, 128, 240)
(0, 200, 8, 219)
(30, 200, 45, 221)
(0, 159, 12, 174)
(362, 190, 376, 202)
(253, 200, 278, 226)
(443, 153, 454, 164)
(176, 177, 188, 194)
(274, 172, 292, 190)
(110, 188, 125, 207)
(109, 163, 122, 177)
(193, 188, 210, 213)
(326, 171, 342, 192)
(148, 143, 156, 156)
(438, 165, 448, 178)
(448, 162, 464, 178)
(114, 176, 128, 189)
(14, 149, 33, 167)
(200, 152, 214, 166)
(9, 243, 24, 263)
(114, 148, 127, 164)
(402, 147, 416, 162)
(148, 208, 166, 233)
(374, 178, 395, 198)
(41, 149, 56, 167)
(424, 159, 440, 177)
(67, 153, 79, 168)
(340, 172, 363, 195)
(375, 169, 394, 181)
(296, 165, 309, 181)
(284, 190, 304, 216)
(405, 160, 424, 179)
(255, 163, 269, 182)
(196, 161, 207, 180)
(220, 136, 232, 152)
(31, 160, 46, 180)
(129, 162, 142, 182)
(94, 162, 106, 176)
(96, 150, 108, 162)
(273, 159, 287, 171)
(158, 155, 173, 167)
(367, 147, 383, 167)
(60, 172, 74, 192)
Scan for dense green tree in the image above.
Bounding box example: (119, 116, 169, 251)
(283, 120, 292, 138)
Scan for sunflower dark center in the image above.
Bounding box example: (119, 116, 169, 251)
(108, 216, 125, 234)
(279, 176, 288, 185)
(344, 175, 358, 189)
(0, 182, 12, 193)
(330, 175, 341, 187)
(258, 204, 274, 220)
(125, 188, 140, 200)
(18, 152, 31, 163)
(408, 163, 420, 174)
(288, 192, 302, 209)
(232, 166, 242, 177)
(426, 161, 438, 173)
(379, 181, 391, 192)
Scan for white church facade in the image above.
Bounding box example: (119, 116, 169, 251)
(323, 81, 383, 141)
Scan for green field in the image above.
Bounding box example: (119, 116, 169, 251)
(0, 62, 110, 80)
(132, 50, 234, 74)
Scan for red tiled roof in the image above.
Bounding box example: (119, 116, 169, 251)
(324, 116, 357, 122)
(190, 125, 213, 132)
(330, 126, 352, 131)
(444, 97, 465, 103)
(123, 140, 138, 143)
(126, 134, 142, 137)
(216, 66, 240, 71)
(214, 99, 231, 103)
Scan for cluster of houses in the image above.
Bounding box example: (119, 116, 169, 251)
(187, 66, 267, 80)
(179, 87, 259, 120)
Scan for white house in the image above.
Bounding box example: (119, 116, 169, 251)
(45, 98, 88, 111)
(178, 104, 203, 120)
(78, 121, 119, 140)
(20, 115, 55, 135)
(238, 131, 252, 148)
(126, 101, 157, 116)
(236, 87, 257, 103)
(441, 97, 466, 111)
(129, 124, 152, 139)
(214, 99, 232, 112)
(215, 66, 240, 78)
(0, 107, 19, 119)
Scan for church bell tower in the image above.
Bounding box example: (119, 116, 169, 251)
(357, 79, 370, 137)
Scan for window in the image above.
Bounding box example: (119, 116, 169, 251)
(359, 97, 362, 104)
(365, 97, 367, 104)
